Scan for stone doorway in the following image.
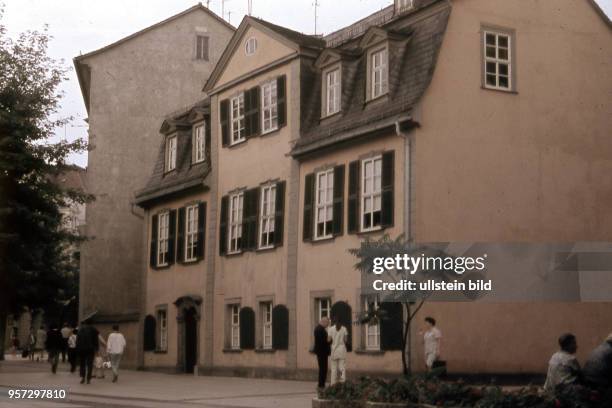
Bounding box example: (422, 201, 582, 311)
(174, 295, 201, 373)
(183, 307, 197, 373)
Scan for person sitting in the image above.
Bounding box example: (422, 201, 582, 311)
(544, 333, 581, 393)
(583, 332, 612, 390)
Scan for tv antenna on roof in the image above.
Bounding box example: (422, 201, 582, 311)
(248, 0, 253, 16)
(313, 0, 320, 35)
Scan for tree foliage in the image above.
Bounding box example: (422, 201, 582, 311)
(0, 7, 92, 357)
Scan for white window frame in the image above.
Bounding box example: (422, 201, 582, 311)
(262, 302, 273, 350)
(361, 156, 382, 232)
(165, 136, 177, 172)
(228, 192, 244, 254)
(157, 211, 170, 266)
(245, 37, 258, 55)
(314, 169, 334, 240)
(259, 184, 276, 249)
(261, 79, 278, 134)
(316, 298, 331, 322)
(365, 296, 380, 351)
(371, 47, 388, 99)
(325, 68, 341, 116)
(230, 304, 240, 350)
(157, 308, 168, 351)
(185, 204, 198, 262)
(192, 123, 206, 164)
(483, 30, 512, 91)
(230, 94, 246, 145)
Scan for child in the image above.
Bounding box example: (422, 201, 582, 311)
(93, 334, 107, 379)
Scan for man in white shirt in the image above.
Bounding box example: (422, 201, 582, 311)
(327, 321, 348, 385)
(544, 333, 580, 392)
(106, 325, 126, 383)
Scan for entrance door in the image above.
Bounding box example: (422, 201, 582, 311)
(184, 307, 197, 373)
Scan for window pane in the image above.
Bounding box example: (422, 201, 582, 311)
(486, 33, 495, 45)
(498, 48, 508, 61)
(498, 64, 508, 76)
(498, 35, 508, 48)
(499, 75, 509, 88)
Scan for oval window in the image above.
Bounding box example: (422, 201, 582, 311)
(245, 37, 258, 56)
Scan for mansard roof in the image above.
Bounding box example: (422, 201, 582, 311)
(292, 0, 450, 157)
(135, 100, 211, 208)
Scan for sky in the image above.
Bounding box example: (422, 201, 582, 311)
(2, 0, 611, 167)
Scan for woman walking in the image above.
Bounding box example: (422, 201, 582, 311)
(422, 317, 442, 371)
(327, 320, 348, 385)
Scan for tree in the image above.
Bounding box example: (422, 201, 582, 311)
(350, 235, 460, 375)
(0, 9, 91, 359)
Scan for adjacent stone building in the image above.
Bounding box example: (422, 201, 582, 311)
(136, 0, 611, 377)
(74, 4, 234, 367)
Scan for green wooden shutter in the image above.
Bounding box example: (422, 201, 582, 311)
(242, 188, 259, 251)
(380, 302, 403, 351)
(220, 99, 230, 147)
(219, 196, 229, 255)
(348, 160, 360, 234)
(239, 307, 255, 350)
(272, 305, 289, 350)
(277, 75, 287, 128)
(244, 86, 260, 138)
(205, 119, 211, 162)
(143, 315, 156, 351)
(381, 151, 394, 228)
(176, 207, 186, 263)
(303, 173, 315, 241)
(274, 181, 285, 247)
(196, 202, 206, 260)
(150, 215, 158, 268)
(168, 209, 177, 265)
(332, 165, 345, 236)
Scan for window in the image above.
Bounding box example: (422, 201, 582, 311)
(365, 297, 380, 350)
(165, 136, 177, 172)
(261, 302, 273, 349)
(192, 124, 206, 163)
(245, 37, 257, 55)
(157, 308, 168, 351)
(315, 169, 334, 239)
(396, 0, 414, 12)
(361, 156, 382, 231)
(261, 80, 278, 134)
(230, 304, 240, 350)
(230, 94, 245, 144)
(371, 48, 388, 99)
(483, 30, 512, 91)
(228, 192, 244, 253)
(324, 68, 341, 116)
(185, 205, 198, 262)
(196, 35, 209, 61)
(316, 297, 331, 321)
(259, 184, 276, 249)
(157, 212, 170, 266)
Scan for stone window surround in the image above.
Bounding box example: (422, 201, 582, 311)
(480, 23, 518, 93)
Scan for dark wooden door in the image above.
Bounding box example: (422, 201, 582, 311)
(184, 307, 197, 373)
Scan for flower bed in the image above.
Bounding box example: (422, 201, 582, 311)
(312, 376, 612, 408)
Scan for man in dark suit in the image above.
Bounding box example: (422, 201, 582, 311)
(313, 316, 331, 391)
(76, 321, 99, 384)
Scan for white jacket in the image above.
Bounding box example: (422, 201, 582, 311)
(106, 332, 126, 354)
(328, 325, 347, 360)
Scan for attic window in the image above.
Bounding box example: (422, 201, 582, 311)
(196, 35, 209, 61)
(165, 135, 177, 172)
(245, 37, 258, 56)
(369, 47, 388, 100)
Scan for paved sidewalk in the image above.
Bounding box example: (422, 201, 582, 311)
(0, 358, 316, 408)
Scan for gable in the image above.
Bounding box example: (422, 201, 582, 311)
(215, 25, 297, 89)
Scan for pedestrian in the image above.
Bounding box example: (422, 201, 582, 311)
(422, 317, 442, 371)
(27, 328, 36, 361)
(60, 322, 72, 363)
(45, 324, 63, 374)
(94, 333, 108, 379)
(313, 317, 331, 391)
(76, 321, 99, 384)
(35, 325, 46, 362)
(544, 333, 581, 393)
(106, 325, 126, 383)
(68, 329, 78, 373)
(583, 332, 612, 390)
(327, 319, 348, 385)
(10, 328, 19, 356)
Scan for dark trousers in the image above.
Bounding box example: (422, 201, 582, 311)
(316, 354, 329, 388)
(79, 351, 95, 381)
(48, 350, 59, 373)
(68, 349, 77, 372)
(61, 339, 68, 362)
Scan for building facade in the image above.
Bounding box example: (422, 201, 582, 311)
(74, 5, 234, 367)
(136, 0, 612, 377)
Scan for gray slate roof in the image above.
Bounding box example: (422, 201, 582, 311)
(135, 100, 211, 207)
(292, 0, 451, 156)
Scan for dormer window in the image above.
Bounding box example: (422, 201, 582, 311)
(323, 66, 341, 117)
(165, 135, 177, 172)
(370, 47, 388, 100)
(192, 123, 206, 164)
(395, 0, 414, 13)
